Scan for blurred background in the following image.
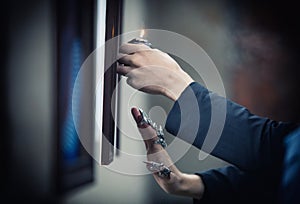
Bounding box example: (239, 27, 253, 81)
(1, 0, 300, 203)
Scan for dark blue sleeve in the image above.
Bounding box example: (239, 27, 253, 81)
(193, 128, 300, 204)
(280, 127, 300, 204)
(194, 166, 275, 204)
(165, 82, 298, 171)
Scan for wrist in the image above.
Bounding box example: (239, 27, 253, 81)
(164, 71, 194, 101)
(145, 138, 164, 153)
(176, 173, 204, 200)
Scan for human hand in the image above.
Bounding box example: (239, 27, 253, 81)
(131, 107, 204, 199)
(117, 43, 194, 101)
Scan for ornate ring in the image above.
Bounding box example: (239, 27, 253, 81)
(143, 161, 171, 178)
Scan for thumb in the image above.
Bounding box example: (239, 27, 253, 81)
(131, 107, 151, 129)
(131, 107, 142, 126)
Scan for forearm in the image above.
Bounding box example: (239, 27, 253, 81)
(176, 173, 204, 200)
(166, 82, 299, 170)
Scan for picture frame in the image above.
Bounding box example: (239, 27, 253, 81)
(101, 0, 123, 165)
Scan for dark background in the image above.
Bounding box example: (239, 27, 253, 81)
(1, 0, 95, 202)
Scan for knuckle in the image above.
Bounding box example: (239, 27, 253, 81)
(126, 77, 133, 85)
(130, 55, 143, 67)
(119, 43, 131, 53)
(127, 57, 134, 64)
(125, 71, 133, 78)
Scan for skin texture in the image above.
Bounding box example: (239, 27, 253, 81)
(131, 107, 204, 199)
(118, 43, 203, 199)
(117, 43, 194, 101)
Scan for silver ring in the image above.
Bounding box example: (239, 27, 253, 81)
(157, 167, 171, 178)
(153, 137, 167, 148)
(143, 161, 171, 178)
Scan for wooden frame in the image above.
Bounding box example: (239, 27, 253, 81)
(101, 0, 123, 165)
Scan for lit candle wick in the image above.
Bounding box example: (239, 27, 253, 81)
(140, 29, 145, 38)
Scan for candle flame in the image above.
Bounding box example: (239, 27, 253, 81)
(140, 29, 145, 38)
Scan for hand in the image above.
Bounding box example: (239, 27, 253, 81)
(131, 107, 204, 199)
(117, 43, 194, 101)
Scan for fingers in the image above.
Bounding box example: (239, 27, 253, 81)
(116, 64, 131, 76)
(117, 43, 151, 70)
(131, 108, 180, 180)
(117, 43, 153, 76)
(131, 107, 142, 124)
(116, 52, 136, 75)
(117, 47, 149, 68)
(117, 53, 133, 65)
(117, 52, 135, 75)
(131, 107, 158, 149)
(131, 107, 148, 129)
